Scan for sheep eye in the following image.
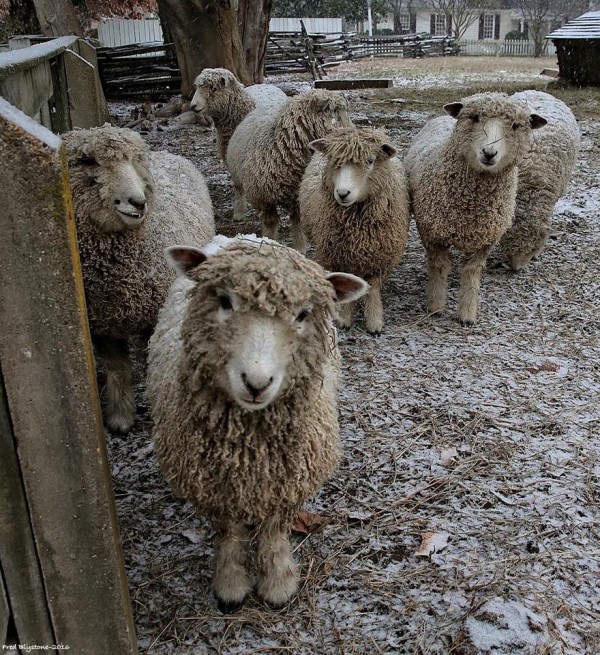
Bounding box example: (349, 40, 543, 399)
(367, 157, 376, 165)
(218, 294, 233, 311)
(472, 114, 480, 123)
(80, 156, 98, 166)
(295, 309, 311, 323)
(512, 122, 521, 130)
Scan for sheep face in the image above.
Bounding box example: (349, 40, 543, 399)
(191, 68, 240, 116)
(65, 128, 155, 233)
(167, 239, 368, 411)
(310, 131, 397, 207)
(444, 98, 547, 174)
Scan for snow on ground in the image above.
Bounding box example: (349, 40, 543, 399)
(106, 59, 600, 654)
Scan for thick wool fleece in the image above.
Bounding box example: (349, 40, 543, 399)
(405, 93, 535, 254)
(300, 128, 410, 281)
(66, 126, 215, 338)
(498, 91, 580, 263)
(226, 90, 352, 213)
(194, 68, 287, 161)
(147, 241, 342, 527)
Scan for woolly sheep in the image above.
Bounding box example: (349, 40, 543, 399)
(190, 68, 287, 219)
(405, 92, 547, 325)
(190, 68, 287, 162)
(299, 128, 410, 334)
(147, 234, 368, 612)
(497, 91, 580, 271)
(226, 90, 353, 250)
(65, 125, 215, 433)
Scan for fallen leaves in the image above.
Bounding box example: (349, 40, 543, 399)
(292, 510, 331, 535)
(415, 532, 450, 558)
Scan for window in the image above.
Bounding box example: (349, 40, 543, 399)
(399, 13, 411, 33)
(482, 14, 494, 39)
(431, 14, 446, 35)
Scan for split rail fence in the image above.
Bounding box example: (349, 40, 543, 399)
(0, 37, 136, 653)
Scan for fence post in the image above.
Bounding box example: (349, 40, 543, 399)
(0, 99, 137, 654)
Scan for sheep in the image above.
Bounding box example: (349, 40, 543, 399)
(226, 89, 353, 251)
(497, 91, 580, 271)
(299, 127, 410, 334)
(190, 68, 287, 162)
(404, 92, 547, 325)
(190, 68, 288, 221)
(147, 234, 369, 612)
(65, 125, 215, 433)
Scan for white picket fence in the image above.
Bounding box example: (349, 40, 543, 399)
(98, 18, 163, 48)
(459, 39, 556, 56)
(269, 17, 343, 33)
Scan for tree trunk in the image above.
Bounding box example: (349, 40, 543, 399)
(238, 0, 273, 83)
(31, 0, 83, 37)
(157, 0, 251, 98)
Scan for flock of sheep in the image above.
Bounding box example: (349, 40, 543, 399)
(64, 67, 580, 613)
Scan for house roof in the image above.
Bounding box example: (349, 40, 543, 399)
(546, 11, 600, 40)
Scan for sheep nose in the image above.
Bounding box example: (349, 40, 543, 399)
(482, 148, 497, 161)
(241, 372, 273, 399)
(129, 197, 146, 211)
(336, 189, 351, 200)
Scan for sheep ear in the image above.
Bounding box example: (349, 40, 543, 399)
(326, 273, 370, 304)
(309, 139, 326, 154)
(219, 75, 229, 87)
(529, 113, 547, 129)
(166, 246, 208, 277)
(444, 102, 463, 118)
(380, 144, 397, 159)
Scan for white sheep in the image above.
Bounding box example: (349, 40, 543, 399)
(147, 234, 368, 612)
(190, 68, 288, 219)
(498, 90, 580, 271)
(404, 92, 547, 325)
(299, 127, 410, 334)
(226, 89, 352, 250)
(65, 125, 215, 433)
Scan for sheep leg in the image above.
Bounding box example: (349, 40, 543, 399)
(232, 182, 247, 221)
(255, 516, 299, 608)
(289, 206, 307, 254)
(262, 205, 279, 241)
(509, 227, 550, 272)
(426, 245, 451, 316)
(364, 277, 384, 335)
(94, 335, 134, 434)
(212, 521, 251, 613)
(457, 246, 492, 326)
(336, 301, 355, 329)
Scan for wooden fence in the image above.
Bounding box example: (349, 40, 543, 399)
(98, 17, 164, 48)
(0, 39, 136, 653)
(458, 38, 557, 56)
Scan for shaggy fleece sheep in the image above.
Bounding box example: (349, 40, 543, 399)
(65, 125, 214, 433)
(405, 92, 547, 325)
(147, 234, 368, 611)
(300, 127, 410, 334)
(190, 68, 287, 162)
(226, 89, 352, 250)
(497, 90, 580, 271)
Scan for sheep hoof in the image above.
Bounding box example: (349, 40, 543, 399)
(216, 597, 245, 614)
(366, 326, 382, 336)
(106, 412, 134, 434)
(458, 317, 475, 327)
(257, 572, 298, 608)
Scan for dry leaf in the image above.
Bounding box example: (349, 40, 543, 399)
(440, 447, 458, 466)
(182, 529, 203, 544)
(292, 510, 331, 535)
(415, 531, 449, 557)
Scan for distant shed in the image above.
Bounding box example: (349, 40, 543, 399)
(547, 11, 600, 86)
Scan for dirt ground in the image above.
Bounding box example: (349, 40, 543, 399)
(107, 57, 600, 654)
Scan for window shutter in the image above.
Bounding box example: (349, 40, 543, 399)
(478, 13, 484, 40)
(523, 21, 529, 38)
(494, 13, 501, 40)
(410, 13, 417, 34)
(430, 14, 435, 35)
